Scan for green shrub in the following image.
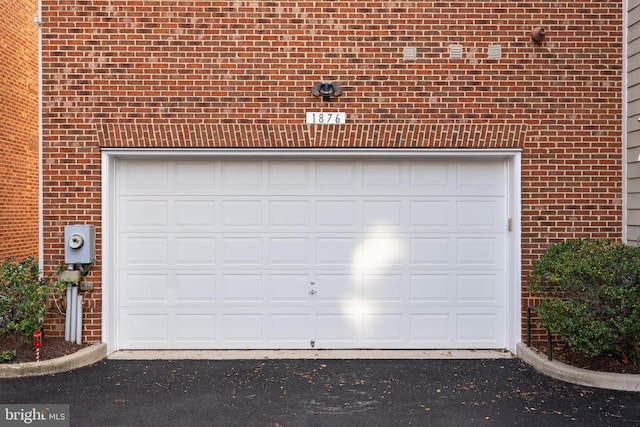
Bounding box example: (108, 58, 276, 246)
(529, 239, 640, 364)
(0, 349, 16, 362)
(0, 257, 55, 343)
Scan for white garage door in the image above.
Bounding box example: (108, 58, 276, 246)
(115, 157, 508, 350)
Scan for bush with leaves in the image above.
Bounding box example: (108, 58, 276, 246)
(0, 349, 16, 362)
(0, 257, 64, 343)
(529, 239, 640, 364)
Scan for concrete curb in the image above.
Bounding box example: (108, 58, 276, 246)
(517, 343, 640, 392)
(0, 343, 107, 378)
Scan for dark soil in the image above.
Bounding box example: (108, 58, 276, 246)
(531, 342, 640, 375)
(0, 333, 88, 364)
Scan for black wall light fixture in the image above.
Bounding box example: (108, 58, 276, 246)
(311, 82, 343, 101)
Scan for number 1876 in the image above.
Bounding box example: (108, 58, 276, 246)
(306, 112, 346, 124)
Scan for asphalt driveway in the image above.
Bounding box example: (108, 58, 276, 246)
(0, 358, 638, 426)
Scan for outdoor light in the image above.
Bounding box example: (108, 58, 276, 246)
(531, 26, 545, 43)
(311, 82, 343, 101)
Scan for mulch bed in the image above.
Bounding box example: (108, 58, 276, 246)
(0, 333, 88, 364)
(531, 342, 640, 375)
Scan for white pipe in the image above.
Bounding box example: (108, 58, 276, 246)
(70, 286, 78, 342)
(76, 295, 83, 345)
(64, 286, 72, 341)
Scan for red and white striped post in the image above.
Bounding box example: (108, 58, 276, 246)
(33, 330, 42, 362)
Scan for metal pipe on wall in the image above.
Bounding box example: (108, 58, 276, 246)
(70, 286, 78, 342)
(76, 295, 83, 345)
(64, 286, 72, 341)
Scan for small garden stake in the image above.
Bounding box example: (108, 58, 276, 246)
(33, 330, 42, 362)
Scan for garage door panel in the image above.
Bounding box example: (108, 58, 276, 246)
(220, 200, 262, 228)
(268, 162, 310, 188)
(174, 315, 216, 342)
(360, 236, 404, 269)
(174, 161, 215, 187)
(221, 161, 262, 188)
(174, 200, 215, 229)
(269, 315, 311, 342)
(120, 272, 169, 304)
(409, 198, 505, 231)
(120, 311, 169, 344)
(174, 274, 216, 302)
(220, 274, 263, 302)
(268, 274, 312, 303)
(363, 162, 403, 187)
(316, 200, 359, 229)
(116, 157, 509, 350)
(316, 161, 357, 187)
(122, 236, 169, 266)
(456, 161, 505, 193)
(455, 273, 504, 303)
(410, 237, 451, 265)
(316, 314, 361, 342)
(457, 313, 502, 343)
(219, 237, 262, 265)
(363, 200, 404, 227)
(269, 200, 311, 228)
(456, 200, 505, 230)
(316, 237, 359, 265)
(122, 199, 169, 229)
(316, 274, 357, 302)
(410, 200, 450, 228)
(364, 314, 405, 341)
(220, 314, 263, 342)
(363, 274, 404, 302)
(408, 309, 504, 347)
(457, 237, 503, 266)
(120, 197, 217, 232)
(119, 161, 169, 192)
(268, 237, 311, 265)
(410, 314, 452, 341)
(174, 237, 215, 265)
(120, 272, 219, 306)
(409, 163, 450, 189)
(409, 274, 451, 302)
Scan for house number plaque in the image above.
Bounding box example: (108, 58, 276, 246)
(306, 112, 346, 125)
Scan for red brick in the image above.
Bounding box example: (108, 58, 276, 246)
(40, 1, 624, 344)
(0, 0, 39, 260)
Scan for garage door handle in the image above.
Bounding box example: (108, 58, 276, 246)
(308, 289, 316, 295)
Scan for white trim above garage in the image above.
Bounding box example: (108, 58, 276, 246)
(102, 149, 521, 355)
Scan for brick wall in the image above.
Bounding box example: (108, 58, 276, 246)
(41, 1, 623, 343)
(0, 0, 39, 261)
